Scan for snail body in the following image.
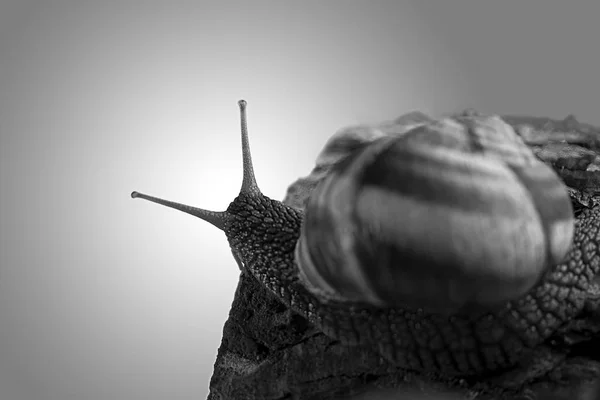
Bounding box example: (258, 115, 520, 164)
(132, 101, 600, 377)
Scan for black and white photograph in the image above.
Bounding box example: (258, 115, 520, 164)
(1, 1, 600, 399)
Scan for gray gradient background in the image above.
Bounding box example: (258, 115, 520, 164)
(1, 1, 599, 399)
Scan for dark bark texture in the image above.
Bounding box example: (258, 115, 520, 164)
(208, 113, 600, 400)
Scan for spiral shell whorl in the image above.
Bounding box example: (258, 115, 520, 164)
(295, 114, 574, 314)
(284, 113, 433, 210)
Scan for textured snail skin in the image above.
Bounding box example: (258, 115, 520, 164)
(222, 113, 590, 377)
(224, 184, 600, 377)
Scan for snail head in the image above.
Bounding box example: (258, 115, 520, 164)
(131, 100, 298, 269)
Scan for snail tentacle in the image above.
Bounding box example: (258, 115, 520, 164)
(237, 99, 260, 195)
(131, 100, 258, 230)
(130, 190, 230, 230)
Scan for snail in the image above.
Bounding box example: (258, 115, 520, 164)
(131, 100, 600, 377)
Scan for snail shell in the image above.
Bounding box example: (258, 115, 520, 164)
(295, 114, 575, 314)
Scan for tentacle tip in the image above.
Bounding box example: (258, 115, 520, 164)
(238, 99, 247, 110)
(131, 191, 140, 199)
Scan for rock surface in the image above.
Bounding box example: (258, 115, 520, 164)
(208, 112, 600, 400)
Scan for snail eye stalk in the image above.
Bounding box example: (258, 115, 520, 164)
(130, 191, 229, 231)
(131, 99, 262, 232)
(237, 100, 261, 195)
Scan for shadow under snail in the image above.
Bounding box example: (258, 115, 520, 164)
(131, 100, 600, 377)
